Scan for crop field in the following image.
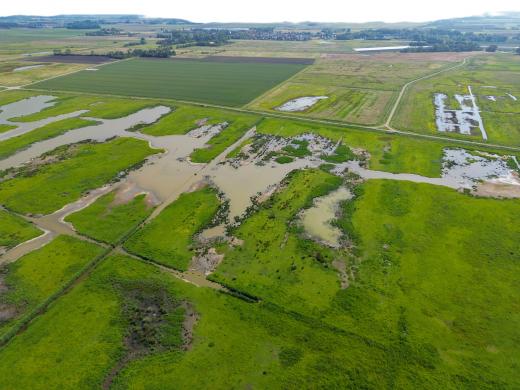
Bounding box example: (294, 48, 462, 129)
(392, 54, 520, 146)
(248, 54, 467, 125)
(31, 58, 309, 106)
(0, 62, 88, 87)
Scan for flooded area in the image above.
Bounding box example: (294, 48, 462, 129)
(300, 186, 352, 247)
(1, 94, 519, 270)
(12, 65, 45, 72)
(442, 148, 520, 196)
(276, 96, 328, 112)
(0, 95, 87, 142)
(0, 106, 171, 170)
(0, 95, 56, 123)
(434, 86, 487, 140)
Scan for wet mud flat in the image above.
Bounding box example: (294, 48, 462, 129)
(434, 86, 487, 140)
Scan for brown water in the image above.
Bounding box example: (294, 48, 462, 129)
(300, 186, 352, 247)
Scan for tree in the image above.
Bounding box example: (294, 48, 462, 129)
(485, 45, 498, 52)
(516, 47, 520, 55)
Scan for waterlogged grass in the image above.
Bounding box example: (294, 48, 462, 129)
(0, 124, 16, 134)
(212, 169, 345, 312)
(249, 82, 394, 125)
(0, 90, 39, 107)
(392, 54, 520, 146)
(257, 117, 446, 177)
(0, 209, 41, 250)
(190, 113, 260, 163)
(10, 94, 159, 122)
(0, 235, 104, 338)
(125, 188, 220, 271)
(65, 192, 153, 245)
(32, 58, 308, 106)
(0, 138, 158, 215)
(0, 117, 97, 160)
(140, 104, 260, 163)
(141, 105, 231, 136)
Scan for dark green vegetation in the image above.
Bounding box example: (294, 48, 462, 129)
(0, 236, 103, 339)
(0, 138, 158, 215)
(32, 58, 308, 106)
(0, 209, 41, 251)
(65, 192, 153, 245)
(125, 188, 220, 271)
(0, 117, 97, 160)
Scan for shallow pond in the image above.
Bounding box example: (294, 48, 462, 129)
(12, 65, 45, 72)
(300, 186, 352, 247)
(276, 96, 328, 112)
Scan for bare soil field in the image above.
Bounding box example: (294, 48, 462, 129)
(24, 55, 115, 64)
(200, 56, 315, 65)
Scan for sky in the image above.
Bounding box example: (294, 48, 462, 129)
(1, 0, 519, 23)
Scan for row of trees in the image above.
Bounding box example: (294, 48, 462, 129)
(105, 46, 174, 59)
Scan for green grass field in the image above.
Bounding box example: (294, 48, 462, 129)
(31, 58, 308, 106)
(0, 209, 41, 251)
(0, 137, 158, 215)
(0, 235, 104, 339)
(124, 188, 221, 270)
(65, 191, 153, 245)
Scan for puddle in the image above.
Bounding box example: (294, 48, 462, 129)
(276, 96, 328, 112)
(300, 186, 352, 247)
(434, 86, 487, 140)
(507, 93, 517, 101)
(13, 65, 45, 72)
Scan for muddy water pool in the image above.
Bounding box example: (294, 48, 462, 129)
(300, 186, 352, 247)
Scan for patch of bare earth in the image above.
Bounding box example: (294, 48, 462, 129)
(102, 287, 198, 389)
(190, 248, 224, 275)
(473, 181, 520, 199)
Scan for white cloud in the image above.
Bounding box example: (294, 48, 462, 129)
(1, 0, 519, 23)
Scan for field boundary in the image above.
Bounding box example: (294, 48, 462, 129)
(19, 87, 520, 153)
